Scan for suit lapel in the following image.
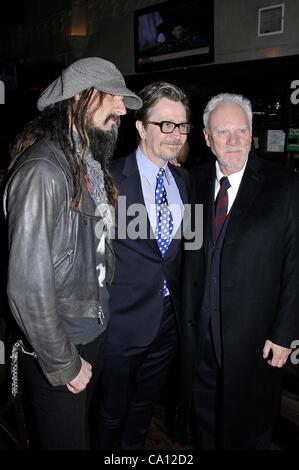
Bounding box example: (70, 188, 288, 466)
(163, 164, 189, 258)
(120, 152, 145, 207)
(119, 152, 159, 254)
(195, 163, 215, 258)
(206, 168, 216, 248)
(225, 152, 265, 243)
(168, 165, 188, 205)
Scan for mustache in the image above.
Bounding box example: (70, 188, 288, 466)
(103, 113, 121, 127)
(164, 139, 182, 145)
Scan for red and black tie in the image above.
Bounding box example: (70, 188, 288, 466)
(215, 176, 231, 240)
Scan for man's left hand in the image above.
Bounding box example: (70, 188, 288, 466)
(263, 340, 292, 368)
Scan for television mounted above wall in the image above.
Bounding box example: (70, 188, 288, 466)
(134, 0, 214, 73)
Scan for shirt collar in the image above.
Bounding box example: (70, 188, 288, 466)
(215, 159, 247, 190)
(136, 147, 170, 186)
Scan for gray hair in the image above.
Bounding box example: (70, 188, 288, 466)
(135, 81, 191, 144)
(203, 93, 252, 130)
(136, 81, 191, 124)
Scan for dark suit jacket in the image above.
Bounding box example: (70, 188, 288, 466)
(107, 151, 190, 347)
(179, 151, 299, 447)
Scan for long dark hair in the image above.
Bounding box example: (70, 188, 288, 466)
(9, 88, 118, 207)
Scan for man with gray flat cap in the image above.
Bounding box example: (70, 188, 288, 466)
(3, 57, 142, 449)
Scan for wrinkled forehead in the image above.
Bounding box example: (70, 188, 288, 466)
(149, 97, 187, 120)
(210, 103, 250, 129)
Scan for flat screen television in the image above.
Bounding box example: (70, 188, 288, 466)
(134, 0, 214, 72)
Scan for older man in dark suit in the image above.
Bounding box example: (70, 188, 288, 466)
(179, 93, 299, 449)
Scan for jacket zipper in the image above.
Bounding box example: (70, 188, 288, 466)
(54, 249, 74, 269)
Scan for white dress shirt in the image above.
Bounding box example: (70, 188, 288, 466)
(136, 147, 184, 238)
(214, 160, 247, 213)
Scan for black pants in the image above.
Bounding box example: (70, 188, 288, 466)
(97, 297, 178, 450)
(192, 329, 273, 450)
(192, 327, 221, 450)
(20, 333, 106, 450)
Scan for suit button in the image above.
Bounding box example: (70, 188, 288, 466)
(193, 282, 199, 288)
(188, 320, 196, 327)
(157, 289, 164, 296)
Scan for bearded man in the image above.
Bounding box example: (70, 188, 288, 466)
(3, 57, 142, 449)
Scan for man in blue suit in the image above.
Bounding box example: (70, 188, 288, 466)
(97, 81, 191, 449)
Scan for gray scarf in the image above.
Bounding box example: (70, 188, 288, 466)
(73, 132, 114, 237)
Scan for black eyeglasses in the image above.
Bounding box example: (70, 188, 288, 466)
(146, 121, 192, 135)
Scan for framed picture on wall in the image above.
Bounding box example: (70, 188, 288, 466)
(134, 0, 214, 72)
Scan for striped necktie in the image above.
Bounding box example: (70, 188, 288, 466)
(215, 176, 231, 240)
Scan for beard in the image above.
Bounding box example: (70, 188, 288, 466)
(160, 139, 183, 162)
(88, 114, 120, 165)
(212, 149, 249, 172)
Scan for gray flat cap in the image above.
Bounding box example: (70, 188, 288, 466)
(37, 57, 142, 111)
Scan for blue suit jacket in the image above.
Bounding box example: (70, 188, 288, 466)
(107, 151, 190, 347)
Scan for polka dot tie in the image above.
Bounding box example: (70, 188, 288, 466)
(155, 168, 174, 296)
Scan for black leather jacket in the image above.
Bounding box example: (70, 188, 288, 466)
(3, 138, 115, 386)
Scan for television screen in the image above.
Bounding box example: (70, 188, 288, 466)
(134, 0, 214, 72)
